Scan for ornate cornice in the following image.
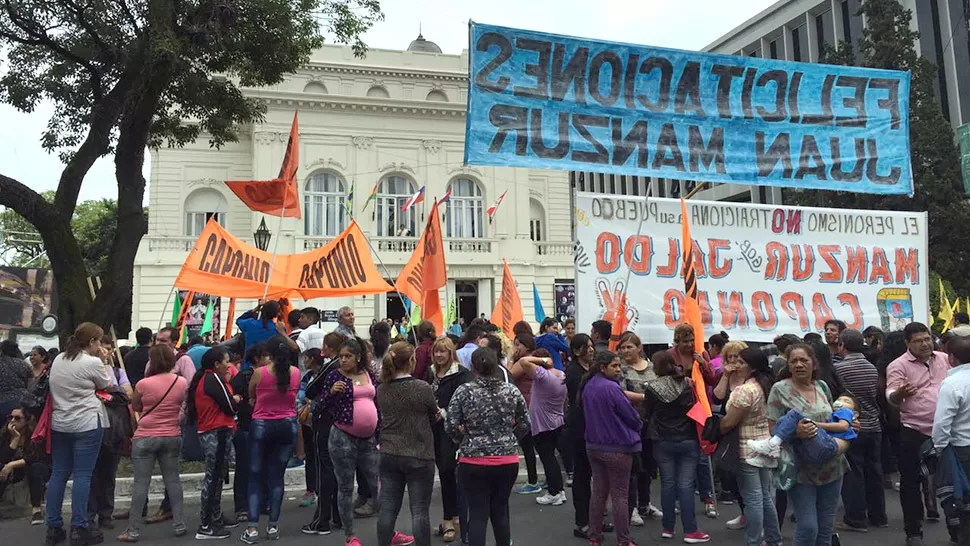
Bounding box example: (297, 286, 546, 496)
(447, 165, 483, 177)
(255, 96, 466, 119)
(352, 136, 374, 150)
(254, 131, 277, 146)
(187, 178, 222, 187)
(300, 63, 467, 84)
(305, 157, 346, 171)
(379, 162, 416, 174)
(422, 139, 441, 154)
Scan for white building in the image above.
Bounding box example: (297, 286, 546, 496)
(132, 34, 575, 334)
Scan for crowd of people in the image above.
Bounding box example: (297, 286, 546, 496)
(4, 301, 970, 546)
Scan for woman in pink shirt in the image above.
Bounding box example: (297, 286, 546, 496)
(239, 341, 300, 544)
(118, 345, 189, 543)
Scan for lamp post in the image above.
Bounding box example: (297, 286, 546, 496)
(253, 218, 272, 251)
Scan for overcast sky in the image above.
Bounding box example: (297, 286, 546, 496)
(0, 0, 776, 204)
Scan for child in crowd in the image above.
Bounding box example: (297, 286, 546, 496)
(748, 394, 857, 465)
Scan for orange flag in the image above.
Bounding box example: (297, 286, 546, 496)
(395, 200, 447, 333)
(608, 293, 629, 351)
(681, 198, 715, 451)
(226, 111, 301, 218)
(491, 260, 524, 337)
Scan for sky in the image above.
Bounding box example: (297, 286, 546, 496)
(0, 0, 778, 204)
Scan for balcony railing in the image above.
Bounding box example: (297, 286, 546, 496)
(535, 242, 573, 257)
(146, 237, 198, 252)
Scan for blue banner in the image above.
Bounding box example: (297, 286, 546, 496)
(465, 23, 912, 195)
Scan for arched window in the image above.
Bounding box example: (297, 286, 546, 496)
(445, 178, 484, 239)
(376, 175, 417, 237)
(366, 86, 390, 98)
(530, 198, 545, 242)
(184, 188, 228, 237)
(303, 81, 328, 94)
(426, 89, 448, 102)
(304, 172, 347, 237)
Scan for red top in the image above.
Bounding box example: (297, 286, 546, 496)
(195, 371, 238, 433)
(414, 338, 434, 383)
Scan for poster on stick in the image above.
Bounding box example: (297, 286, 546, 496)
(465, 22, 912, 195)
(574, 193, 928, 344)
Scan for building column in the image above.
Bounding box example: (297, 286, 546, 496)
(805, 12, 820, 62)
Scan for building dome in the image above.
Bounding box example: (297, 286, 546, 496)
(407, 32, 442, 54)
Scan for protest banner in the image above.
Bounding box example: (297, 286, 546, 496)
(574, 193, 928, 344)
(395, 200, 447, 332)
(491, 260, 525, 337)
(175, 218, 393, 300)
(226, 111, 302, 218)
(465, 22, 912, 195)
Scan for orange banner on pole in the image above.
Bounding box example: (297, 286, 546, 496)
(226, 111, 301, 218)
(608, 293, 628, 351)
(491, 260, 524, 337)
(175, 218, 393, 300)
(223, 297, 236, 341)
(395, 201, 447, 333)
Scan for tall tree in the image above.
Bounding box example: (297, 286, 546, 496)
(787, 0, 970, 293)
(0, 0, 382, 339)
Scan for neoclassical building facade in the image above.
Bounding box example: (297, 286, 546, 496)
(132, 35, 575, 332)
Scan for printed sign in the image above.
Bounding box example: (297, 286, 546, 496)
(177, 291, 221, 342)
(554, 281, 576, 322)
(574, 194, 928, 343)
(466, 22, 912, 195)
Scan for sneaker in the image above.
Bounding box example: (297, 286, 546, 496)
(905, 537, 924, 546)
(587, 540, 602, 546)
(220, 517, 241, 530)
(516, 482, 543, 495)
(346, 538, 363, 546)
(704, 502, 718, 519)
(391, 531, 416, 546)
(196, 525, 231, 540)
(566, 473, 574, 487)
(301, 524, 332, 536)
(240, 527, 260, 545)
(299, 492, 316, 508)
(630, 508, 644, 527)
(927, 511, 941, 522)
(32, 511, 44, 526)
(835, 522, 868, 533)
(747, 438, 781, 459)
(70, 527, 104, 546)
(354, 503, 377, 518)
(538, 481, 548, 489)
(683, 531, 711, 544)
(46, 527, 67, 546)
(643, 504, 663, 520)
(175, 525, 188, 538)
(536, 491, 567, 506)
(726, 515, 746, 530)
(716, 491, 735, 505)
(235, 512, 248, 524)
(661, 530, 674, 539)
(353, 496, 368, 509)
(573, 527, 590, 539)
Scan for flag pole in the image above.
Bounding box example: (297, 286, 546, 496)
(156, 285, 177, 334)
(262, 206, 286, 301)
(615, 185, 653, 327)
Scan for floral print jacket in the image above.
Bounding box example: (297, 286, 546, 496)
(445, 377, 530, 458)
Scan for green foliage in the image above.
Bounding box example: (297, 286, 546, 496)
(786, 0, 970, 295)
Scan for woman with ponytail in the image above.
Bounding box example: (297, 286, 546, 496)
(186, 347, 239, 539)
(237, 300, 295, 369)
(239, 339, 300, 544)
(377, 341, 439, 546)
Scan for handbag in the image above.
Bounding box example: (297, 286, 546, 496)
(712, 427, 741, 473)
(21, 370, 50, 418)
(100, 368, 137, 455)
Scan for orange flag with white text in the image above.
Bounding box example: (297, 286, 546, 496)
(226, 111, 301, 218)
(491, 260, 524, 337)
(395, 200, 447, 333)
(608, 293, 629, 351)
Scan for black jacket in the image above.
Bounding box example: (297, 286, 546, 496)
(124, 346, 150, 387)
(643, 377, 696, 442)
(426, 365, 473, 411)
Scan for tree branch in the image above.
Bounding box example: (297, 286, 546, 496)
(0, 174, 51, 228)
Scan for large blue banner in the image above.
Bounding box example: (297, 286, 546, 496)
(465, 23, 912, 195)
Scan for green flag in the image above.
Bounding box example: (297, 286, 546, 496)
(200, 299, 215, 335)
(171, 290, 182, 328)
(410, 302, 421, 327)
(447, 296, 457, 326)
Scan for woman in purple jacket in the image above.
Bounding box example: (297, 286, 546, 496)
(580, 350, 642, 546)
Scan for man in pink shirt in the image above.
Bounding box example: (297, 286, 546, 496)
(886, 322, 949, 546)
(144, 327, 197, 381)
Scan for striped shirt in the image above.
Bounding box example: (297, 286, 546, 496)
(834, 352, 881, 432)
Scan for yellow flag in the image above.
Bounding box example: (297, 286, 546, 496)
(940, 278, 955, 331)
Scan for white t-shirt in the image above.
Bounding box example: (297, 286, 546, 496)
(49, 352, 113, 433)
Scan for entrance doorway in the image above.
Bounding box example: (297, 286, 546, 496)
(456, 281, 478, 326)
(385, 282, 406, 321)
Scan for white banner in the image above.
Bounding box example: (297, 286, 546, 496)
(574, 194, 929, 344)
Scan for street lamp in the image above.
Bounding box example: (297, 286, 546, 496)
(253, 218, 272, 251)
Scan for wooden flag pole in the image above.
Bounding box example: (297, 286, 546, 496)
(262, 206, 287, 301)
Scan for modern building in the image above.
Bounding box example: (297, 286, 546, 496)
(702, 0, 970, 194)
(132, 34, 576, 334)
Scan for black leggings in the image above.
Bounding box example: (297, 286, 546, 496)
(458, 463, 518, 546)
(534, 428, 564, 495)
(0, 460, 49, 507)
(519, 434, 538, 485)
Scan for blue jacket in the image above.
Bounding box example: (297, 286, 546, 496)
(582, 374, 642, 453)
(535, 333, 569, 371)
(236, 310, 279, 369)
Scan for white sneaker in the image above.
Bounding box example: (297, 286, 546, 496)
(536, 491, 567, 506)
(747, 438, 781, 459)
(726, 515, 746, 530)
(631, 508, 644, 527)
(704, 502, 718, 519)
(644, 504, 663, 520)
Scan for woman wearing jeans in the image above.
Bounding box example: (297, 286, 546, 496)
(581, 350, 641, 546)
(240, 340, 300, 544)
(617, 332, 661, 525)
(45, 322, 113, 546)
(319, 337, 384, 546)
(767, 344, 846, 546)
(645, 351, 711, 543)
(719, 348, 781, 546)
(119, 345, 189, 543)
(377, 341, 439, 546)
(446, 347, 530, 546)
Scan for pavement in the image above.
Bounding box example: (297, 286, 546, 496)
(0, 479, 956, 546)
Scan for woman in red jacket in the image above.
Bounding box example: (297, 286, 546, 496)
(186, 347, 240, 540)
